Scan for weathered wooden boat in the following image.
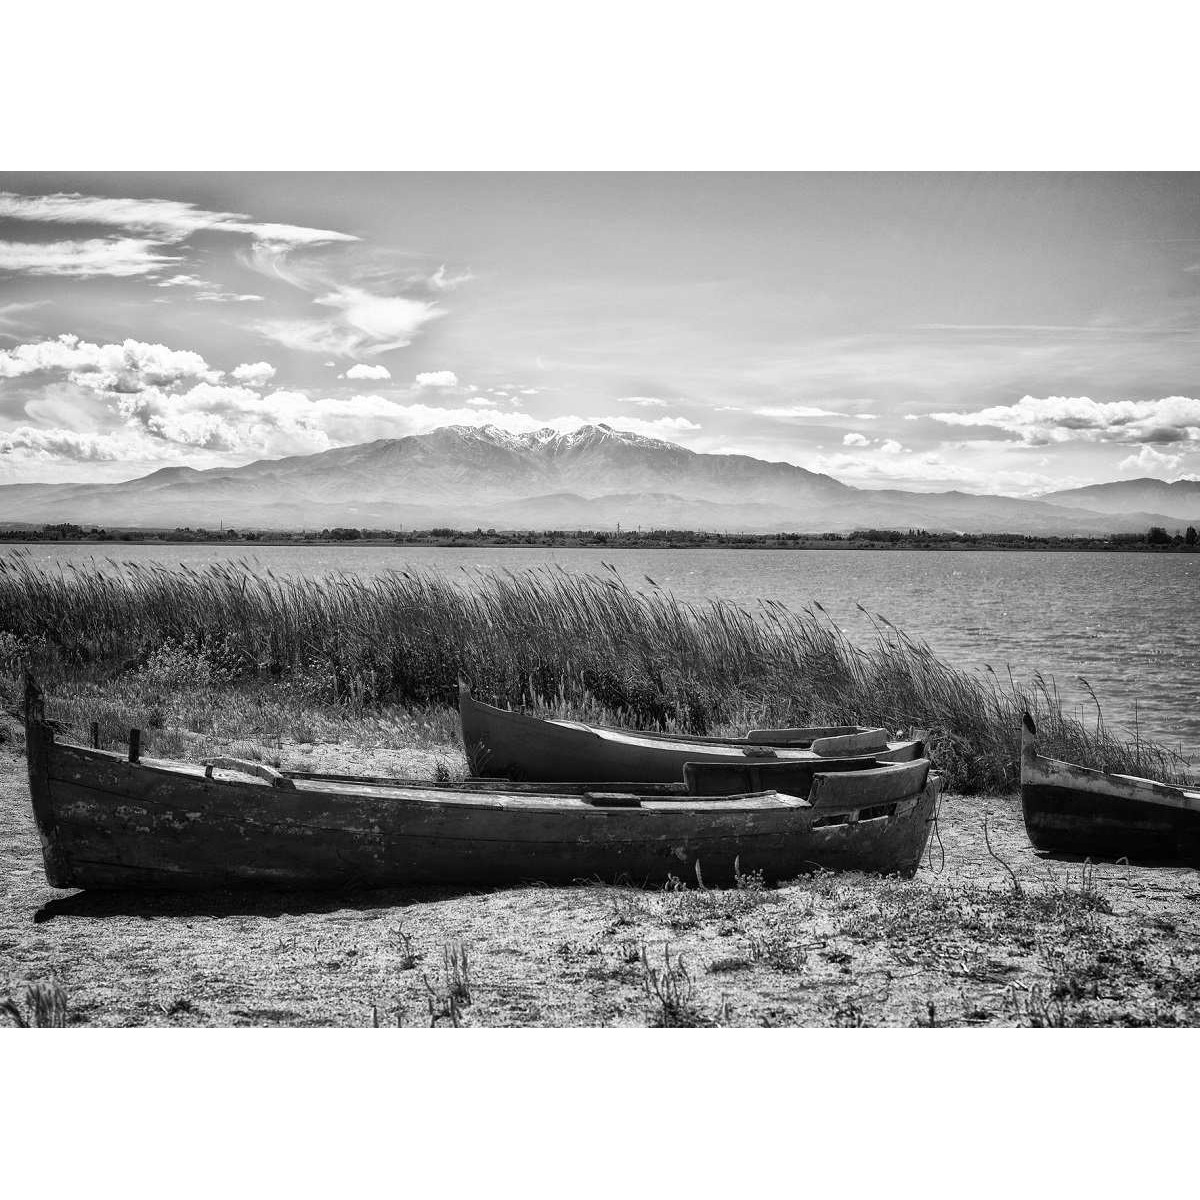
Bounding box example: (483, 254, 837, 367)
(22, 678, 940, 890)
(459, 684, 925, 783)
(1021, 712, 1200, 862)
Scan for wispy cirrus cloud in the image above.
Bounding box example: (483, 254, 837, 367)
(0, 191, 358, 249)
(195, 290, 263, 303)
(0, 300, 51, 338)
(0, 189, 467, 360)
(0, 190, 358, 287)
(718, 403, 876, 420)
(155, 274, 207, 289)
(0, 238, 181, 278)
(0, 186, 457, 360)
(911, 322, 1166, 335)
(258, 290, 442, 358)
(607, 415, 700, 436)
(806, 445, 1066, 494)
(429, 264, 475, 291)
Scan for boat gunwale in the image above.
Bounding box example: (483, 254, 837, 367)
(45, 736, 831, 815)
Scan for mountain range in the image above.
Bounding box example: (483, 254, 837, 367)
(1, 424, 1198, 535)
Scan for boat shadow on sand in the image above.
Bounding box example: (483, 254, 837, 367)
(1029, 847, 1199, 874)
(31, 882, 492, 923)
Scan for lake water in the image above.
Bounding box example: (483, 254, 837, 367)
(10, 543, 1200, 757)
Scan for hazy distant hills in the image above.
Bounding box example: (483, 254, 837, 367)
(0, 423, 1196, 534)
(1040, 477, 1200, 522)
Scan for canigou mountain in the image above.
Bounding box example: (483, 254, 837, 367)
(0, 423, 1195, 534)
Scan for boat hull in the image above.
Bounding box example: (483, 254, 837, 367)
(25, 724, 940, 892)
(1022, 782, 1200, 861)
(460, 689, 922, 783)
(1020, 713, 1200, 863)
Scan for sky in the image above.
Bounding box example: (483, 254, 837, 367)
(2, 171, 1199, 494)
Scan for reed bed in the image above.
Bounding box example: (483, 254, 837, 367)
(0, 551, 1188, 794)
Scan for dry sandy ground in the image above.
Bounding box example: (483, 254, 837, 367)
(2, 735, 1199, 1028)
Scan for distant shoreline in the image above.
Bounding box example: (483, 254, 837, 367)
(2, 529, 1198, 553)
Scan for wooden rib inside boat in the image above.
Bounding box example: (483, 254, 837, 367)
(1020, 711, 1200, 863)
(459, 683, 923, 783)
(22, 676, 940, 891)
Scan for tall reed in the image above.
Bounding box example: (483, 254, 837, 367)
(0, 551, 1188, 793)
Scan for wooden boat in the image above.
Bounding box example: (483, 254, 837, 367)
(459, 683, 925, 783)
(22, 678, 939, 890)
(1021, 712, 1200, 861)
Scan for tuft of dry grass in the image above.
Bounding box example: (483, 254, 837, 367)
(639, 944, 710, 1027)
(657, 861, 776, 933)
(0, 980, 69, 1027)
(422, 940, 472, 1026)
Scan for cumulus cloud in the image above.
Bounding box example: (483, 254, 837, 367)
(414, 370, 459, 388)
(928, 394, 1200, 447)
(0, 325, 707, 470)
(342, 363, 392, 381)
(231, 362, 277, 387)
(616, 396, 668, 408)
(0, 424, 178, 463)
(0, 238, 180, 278)
(111, 382, 345, 456)
(879, 439, 905, 454)
(1117, 444, 1187, 476)
(0, 335, 219, 391)
(842, 432, 869, 446)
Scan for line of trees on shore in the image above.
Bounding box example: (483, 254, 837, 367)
(2, 522, 1199, 550)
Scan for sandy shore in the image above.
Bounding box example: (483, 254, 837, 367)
(3, 737, 1198, 1028)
